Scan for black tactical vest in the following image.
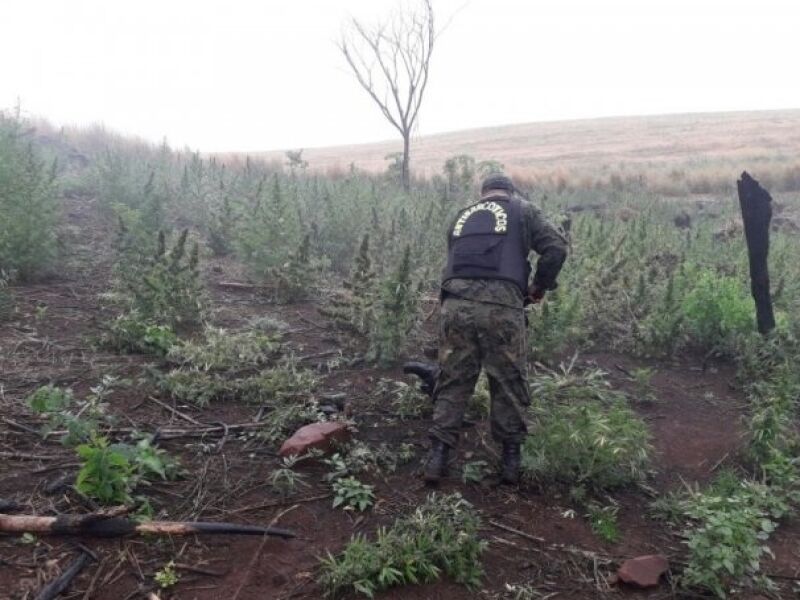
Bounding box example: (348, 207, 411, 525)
(442, 194, 530, 295)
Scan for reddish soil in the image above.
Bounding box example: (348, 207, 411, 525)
(1, 195, 798, 600)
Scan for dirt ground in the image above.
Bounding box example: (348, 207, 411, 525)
(2, 196, 798, 599)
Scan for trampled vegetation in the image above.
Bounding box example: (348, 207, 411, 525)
(2, 109, 800, 599)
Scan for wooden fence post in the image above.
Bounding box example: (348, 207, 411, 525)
(737, 171, 776, 334)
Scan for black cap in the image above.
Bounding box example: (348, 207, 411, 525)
(481, 173, 514, 194)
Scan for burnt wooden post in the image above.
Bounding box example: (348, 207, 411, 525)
(737, 171, 776, 334)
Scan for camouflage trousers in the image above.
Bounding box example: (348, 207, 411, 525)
(430, 296, 531, 447)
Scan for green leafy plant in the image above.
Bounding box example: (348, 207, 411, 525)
(75, 433, 179, 506)
(586, 503, 620, 543)
(168, 326, 282, 371)
(320, 234, 378, 336)
(319, 493, 486, 597)
(27, 380, 117, 447)
(522, 398, 651, 490)
(375, 378, 429, 419)
(681, 269, 753, 353)
(27, 385, 74, 414)
(269, 456, 308, 497)
(104, 312, 179, 356)
(462, 460, 491, 484)
(75, 436, 135, 504)
(109, 227, 205, 330)
(369, 245, 420, 364)
(332, 477, 375, 512)
(0, 112, 60, 281)
(630, 366, 658, 404)
(0, 270, 13, 321)
(154, 560, 180, 589)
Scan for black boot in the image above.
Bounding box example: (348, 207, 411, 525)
(501, 442, 521, 485)
(403, 361, 441, 398)
(423, 439, 450, 483)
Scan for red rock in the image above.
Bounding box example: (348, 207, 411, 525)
(617, 555, 669, 588)
(279, 422, 350, 457)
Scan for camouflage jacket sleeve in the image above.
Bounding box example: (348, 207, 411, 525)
(521, 201, 567, 291)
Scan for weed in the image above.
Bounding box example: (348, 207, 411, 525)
(681, 269, 753, 354)
(320, 233, 378, 336)
(630, 367, 658, 403)
(522, 363, 650, 491)
(522, 398, 651, 490)
(268, 233, 328, 303)
(586, 503, 620, 543)
(27, 385, 74, 414)
(376, 378, 429, 419)
(27, 382, 112, 447)
(168, 326, 282, 372)
(0, 111, 60, 281)
(75, 436, 135, 504)
(462, 460, 491, 484)
(502, 583, 540, 600)
(154, 560, 180, 589)
(159, 369, 226, 407)
(110, 227, 205, 329)
(104, 313, 179, 356)
(319, 493, 486, 597)
(0, 271, 13, 321)
(269, 456, 308, 497)
(75, 434, 180, 506)
(332, 477, 375, 512)
(369, 245, 420, 364)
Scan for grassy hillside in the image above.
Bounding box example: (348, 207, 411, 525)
(245, 109, 800, 194)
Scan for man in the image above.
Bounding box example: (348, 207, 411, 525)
(425, 173, 567, 485)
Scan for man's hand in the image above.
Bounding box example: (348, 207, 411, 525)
(528, 285, 545, 304)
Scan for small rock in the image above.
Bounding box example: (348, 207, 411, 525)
(279, 421, 350, 457)
(617, 554, 669, 588)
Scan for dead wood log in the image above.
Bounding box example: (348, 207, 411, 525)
(737, 171, 776, 334)
(0, 512, 295, 539)
(216, 281, 257, 291)
(35, 549, 95, 600)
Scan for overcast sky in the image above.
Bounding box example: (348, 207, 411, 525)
(2, 0, 798, 152)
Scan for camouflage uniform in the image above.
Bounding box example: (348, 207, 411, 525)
(430, 198, 567, 447)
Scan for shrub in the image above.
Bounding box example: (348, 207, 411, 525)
(0, 271, 13, 321)
(369, 245, 420, 364)
(75, 435, 179, 505)
(103, 313, 179, 356)
(0, 112, 60, 281)
(522, 366, 650, 490)
(269, 456, 308, 497)
(332, 477, 375, 512)
(319, 493, 486, 597)
(681, 269, 753, 353)
(76, 436, 134, 504)
(522, 400, 650, 490)
(167, 326, 281, 371)
(681, 483, 780, 598)
(375, 378, 429, 419)
(111, 228, 205, 329)
(268, 233, 327, 303)
(319, 233, 378, 335)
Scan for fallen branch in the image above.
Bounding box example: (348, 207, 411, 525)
(148, 396, 204, 426)
(35, 549, 95, 600)
(225, 493, 332, 516)
(217, 281, 257, 291)
(0, 511, 295, 539)
(0, 451, 61, 461)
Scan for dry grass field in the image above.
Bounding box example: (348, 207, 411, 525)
(245, 109, 800, 193)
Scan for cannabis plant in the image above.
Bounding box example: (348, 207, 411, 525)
(0, 112, 60, 281)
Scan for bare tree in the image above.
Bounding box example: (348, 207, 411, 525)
(338, 0, 434, 192)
